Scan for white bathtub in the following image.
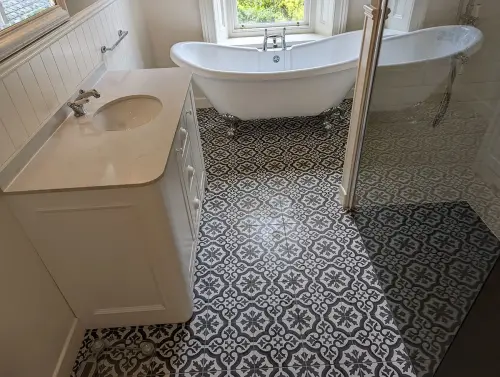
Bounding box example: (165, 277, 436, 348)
(170, 25, 483, 120)
(371, 25, 483, 111)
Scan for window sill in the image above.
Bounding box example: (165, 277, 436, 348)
(219, 33, 327, 48)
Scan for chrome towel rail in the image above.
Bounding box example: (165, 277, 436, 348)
(101, 30, 129, 53)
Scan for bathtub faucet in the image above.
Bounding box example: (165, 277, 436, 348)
(262, 28, 287, 51)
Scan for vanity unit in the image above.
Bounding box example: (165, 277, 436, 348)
(4, 68, 205, 328)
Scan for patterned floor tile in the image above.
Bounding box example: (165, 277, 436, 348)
(336, 361, 416, 377)
(71, 104, 414, 377)
(204, 321, 254, 371)
(354, 201, 500, 376)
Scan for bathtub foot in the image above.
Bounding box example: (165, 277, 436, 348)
(220, 113, 241, 137)
(320, 106, 348, 132)
(323, 120, 334, 131)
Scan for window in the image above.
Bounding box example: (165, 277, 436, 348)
(0, 0, 56, 31)
(227, 0, 313, 37)
(199, 0, 349, 44)
(0, 0, 68, 61)
(234, 0, 310, 29)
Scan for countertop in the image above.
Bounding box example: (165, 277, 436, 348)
(5, 68, 192, 193)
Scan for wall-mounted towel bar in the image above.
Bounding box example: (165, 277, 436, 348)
(101, 30, 129, 53)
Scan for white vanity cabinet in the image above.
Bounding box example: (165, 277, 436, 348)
(6, 82, 205, 329)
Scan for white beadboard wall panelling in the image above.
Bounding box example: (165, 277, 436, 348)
(97, 10, 113, 48)
(40, 48, 68, 104)
(83, 23, 99, 67)
(75, 26, 94, 76)
(0, 80, 28, 147)
(59, 35, 83, 89)
(88, 18, 104, 64)
(92, 14, 107, 49)
(67, 30, 88, 79)
(0, 0, 150, 170)
(17, 62, 51, 124)
(103, 5, 120, 69)
(103, 6, 117, 47)
(0, 118, 15, 163)
(50, 41, 76, 95)
(0, 0, 116, 78)
(29, 55, 60, 113)
(3, 72, 39, 135)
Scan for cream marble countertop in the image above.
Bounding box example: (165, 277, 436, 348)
(5, 68, 192, 193)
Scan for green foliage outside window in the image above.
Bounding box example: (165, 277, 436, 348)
(236, 0, 306, 25)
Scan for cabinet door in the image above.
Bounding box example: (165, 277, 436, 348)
(7, 191, 185, 328)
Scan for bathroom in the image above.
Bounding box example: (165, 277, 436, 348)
(0, 0, 499, 376)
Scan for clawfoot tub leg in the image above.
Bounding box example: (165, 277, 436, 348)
(320, 106, 347, 131)
(220, 113, 241, 137)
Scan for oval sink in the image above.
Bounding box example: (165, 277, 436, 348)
(93, 95, 163, 131)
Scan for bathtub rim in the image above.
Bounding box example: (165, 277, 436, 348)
(170, 31, 362, 82)
(378, 25, 484, 68)
(170, 25, 483, 81)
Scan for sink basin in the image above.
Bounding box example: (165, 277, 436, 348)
(93, 95, 163, 131)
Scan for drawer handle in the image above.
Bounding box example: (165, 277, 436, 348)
(193, 198, 200, 210)
(178, 128, 188, 153)
(187, 165, 195, 177)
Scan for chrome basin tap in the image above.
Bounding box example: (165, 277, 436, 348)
(67, 89, 101, 117)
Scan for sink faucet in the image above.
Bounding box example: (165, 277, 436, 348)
(262, 28, 287, 51)
(67, 89, 101, 117)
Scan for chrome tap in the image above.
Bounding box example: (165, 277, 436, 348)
(75, 89, 101, 101)
(67, 89, 101, 117)
(262, 28, 287, 51)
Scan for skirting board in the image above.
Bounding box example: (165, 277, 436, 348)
(53, 318, 85, 377)
(195, 97, 213, 109)
(194, 92, 354, 110)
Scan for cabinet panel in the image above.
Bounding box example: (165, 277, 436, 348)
(14, 203, 166, 326)
(0, 198, 75, 377)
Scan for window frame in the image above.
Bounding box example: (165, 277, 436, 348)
(0, 0, 69, 62)
(199, 0, 350, 44)
(226, 0, 315, 38)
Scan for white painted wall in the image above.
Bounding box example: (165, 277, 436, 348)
(66, 0, 100, 16)
(140, 0, 371, 68)
(141, 0, 204, 68)
(346, 0, 370, 31)
(0, 195, 75, 377)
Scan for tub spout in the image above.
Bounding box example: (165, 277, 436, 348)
(262, 28, 287, 51)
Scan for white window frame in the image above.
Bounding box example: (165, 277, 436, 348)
(200, 0, 349, 44)
(226, 0, 315, 38)
(0, 0, 69, 62)
(385, 0, 429, 32)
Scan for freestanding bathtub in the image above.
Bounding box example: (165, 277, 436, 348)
(170, 25, 482, 121)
